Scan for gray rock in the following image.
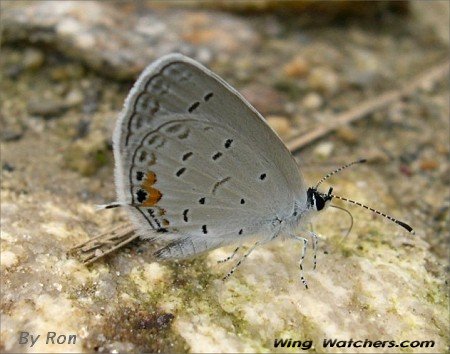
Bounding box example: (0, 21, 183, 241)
(1, 1, 261, 80)
(28, 99, 68, 118)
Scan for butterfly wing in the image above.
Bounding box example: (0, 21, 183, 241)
(113, 54, 306, 258)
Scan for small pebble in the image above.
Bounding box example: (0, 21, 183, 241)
(313, 141, 334, 159)
(266, 115, 291, 137)
(308, 67, 339, 95)
(420, 159, 439, 171)
(283, 56, 309, 78)
(399, 164, 413, 177)
(336, 126, 358, 145)
(65, 88, 84, 107)
(349, 48, 379, 82)
(50, 64, 85, 81)
(28, 99, 67, 118)
(302, 92, 323, 110)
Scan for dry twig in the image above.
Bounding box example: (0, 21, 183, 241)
(69, 223, 137, 264)
(286, 60, 450, 152)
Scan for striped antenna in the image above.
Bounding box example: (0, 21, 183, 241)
(330, 194, 414, 234)
(315, 159, 367, 188)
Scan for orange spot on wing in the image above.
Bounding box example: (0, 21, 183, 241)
(141, 171, 162, 206)
(141, 190, 162, 207)
(142, 171, 157, 187)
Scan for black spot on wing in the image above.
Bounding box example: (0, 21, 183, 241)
(182, 152, 193, 161)
(176, 167, 186, 177)
(224, 139, 233, 149)
(137, 189, 147, 203)
(188, 101, 200, 113)
(212, 152, 222, 160)
(204, 92, 213, 101)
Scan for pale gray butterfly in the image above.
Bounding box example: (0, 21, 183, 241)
(107, 53, 414, 287)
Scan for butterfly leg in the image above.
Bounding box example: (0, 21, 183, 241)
(306, 223, 318, 269)
(289, 234, 309, 289)
(222, 241, 261, 281)
(217, 246, 240, 264)
(304, 230, 319, 270)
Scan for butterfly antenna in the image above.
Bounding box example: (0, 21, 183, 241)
(315, 159, 367, 188)
(330, 194, 415, 234)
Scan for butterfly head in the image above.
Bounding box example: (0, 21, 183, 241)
(307, 187, 333, 212)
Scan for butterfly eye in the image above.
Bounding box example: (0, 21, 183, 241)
(315, 194, 325, 211)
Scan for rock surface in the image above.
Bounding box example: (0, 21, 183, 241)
(1, 1, 260, 80)
(1, 1, 448, 353)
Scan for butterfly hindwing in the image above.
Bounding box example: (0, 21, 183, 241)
(113, 54, 305, 255)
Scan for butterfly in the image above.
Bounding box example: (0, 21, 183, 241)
(108, 53, 413, 286)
